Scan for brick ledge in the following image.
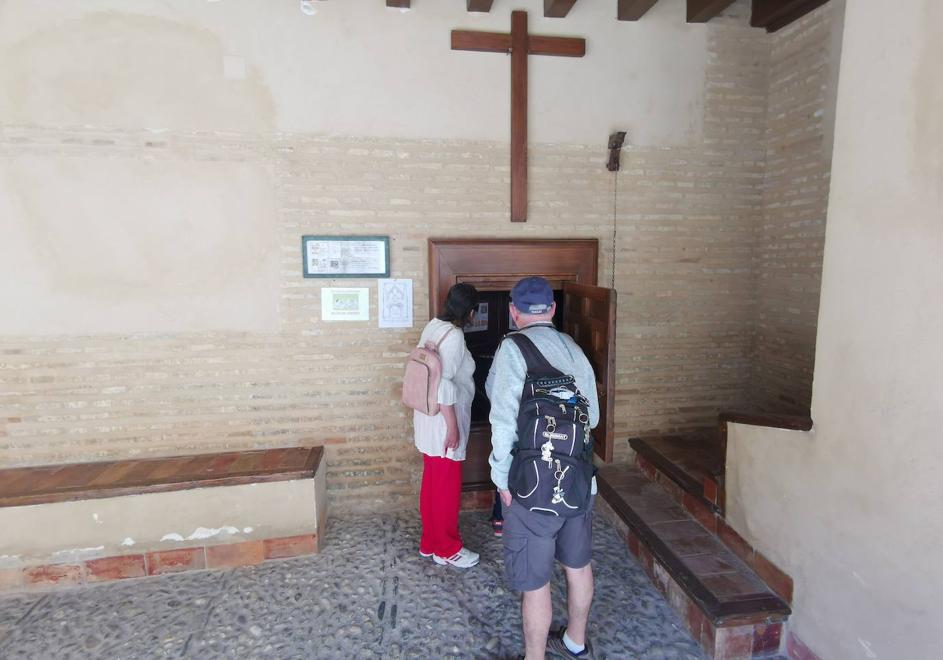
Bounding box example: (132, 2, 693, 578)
(0, 533, 319, 594)
(596, 494, 786, 659)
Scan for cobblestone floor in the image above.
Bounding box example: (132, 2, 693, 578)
(0, 510, 704, 659)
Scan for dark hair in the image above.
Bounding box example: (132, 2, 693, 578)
(438, 283, 479, 327)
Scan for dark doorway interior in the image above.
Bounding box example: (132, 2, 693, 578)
(464, 288, 565, 426)
(428, 238, 615, 491)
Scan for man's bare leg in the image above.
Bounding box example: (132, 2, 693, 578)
(562, 564, 594, 645)
(522, 584, 553, 659)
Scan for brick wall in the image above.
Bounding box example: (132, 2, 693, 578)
(0, 5, 840, 513)
(752, 2, 842, 413)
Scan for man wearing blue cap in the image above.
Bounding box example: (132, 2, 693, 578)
(486, 276, 600, 660)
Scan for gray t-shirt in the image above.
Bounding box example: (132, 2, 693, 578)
(485, 323, 600, 491)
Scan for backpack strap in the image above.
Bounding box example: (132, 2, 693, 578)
(506, 333, 565, 379)
(424, 325, 454, 351)
(433, 325, 455, 349)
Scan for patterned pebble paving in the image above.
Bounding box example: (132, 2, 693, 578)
(0, 510, 705, 659)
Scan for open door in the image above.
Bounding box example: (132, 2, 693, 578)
(429, 239, 601, 490)
(563, 283, 616, 462)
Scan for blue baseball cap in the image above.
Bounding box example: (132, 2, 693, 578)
(511, 277, 554, 314)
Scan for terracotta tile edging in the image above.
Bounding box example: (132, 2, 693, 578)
(6, 533, 319, 594)
(633, 451, 796, 607)
(597, 491, 790, 659)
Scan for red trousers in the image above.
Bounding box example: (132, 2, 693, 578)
(419, 454, 463, 557)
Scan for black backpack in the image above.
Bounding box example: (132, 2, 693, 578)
(506, 333, 595, 517)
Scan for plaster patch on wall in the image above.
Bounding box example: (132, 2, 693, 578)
(242, 527, 253, 534)
(186, 526, 240, 540)
(0, 12, 275, 132)
(857, 638, 878, 659)
(51, 545, 105, 562)
(121, 537, 135, 546)
(0, 555, 22, 569)
(160, 527, 242, 543)
(0, 156, 280, 335)
(92, 513, 102, 524)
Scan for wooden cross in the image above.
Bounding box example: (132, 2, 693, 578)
(451, 11, 586, 222)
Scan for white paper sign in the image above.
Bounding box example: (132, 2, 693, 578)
(321, 287, 369, 321)
(378, 279, 413, 328)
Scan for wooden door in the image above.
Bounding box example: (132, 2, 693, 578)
(428, 239, 599, 317)
(563, 283, 616, 462)
(428, 239, 604, 491)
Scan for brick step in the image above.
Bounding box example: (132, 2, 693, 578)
(597, 463, 790, 659)
(630, 431, 724, 514)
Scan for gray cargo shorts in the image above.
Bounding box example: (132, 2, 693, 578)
(502, 495, 594, 592)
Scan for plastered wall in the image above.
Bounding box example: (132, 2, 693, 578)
(0, 0, 709, 147)
(1, 0, 807, 513)
(726, 1, 943, 657)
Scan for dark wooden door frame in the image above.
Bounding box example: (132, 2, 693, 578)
(428, 238, 599, 318)
(428, 239, 613, 490)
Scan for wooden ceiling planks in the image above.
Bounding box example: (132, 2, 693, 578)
(396, 1, 830, 38)
(617, 0, 661, 21)
(751, 0, 830, 32)
(686, 0, 737, 23)
(544, 0, 579, 19)
(466, 0, 495, 12)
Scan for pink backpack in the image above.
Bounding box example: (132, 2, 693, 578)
(402, 326, 455, 416)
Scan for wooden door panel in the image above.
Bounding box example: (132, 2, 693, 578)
(428, 239, 598, 319)
(563, 282, 616, 463)
(462, 423, 493, 489)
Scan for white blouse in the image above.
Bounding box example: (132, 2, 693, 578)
(412, 318, 476, 461)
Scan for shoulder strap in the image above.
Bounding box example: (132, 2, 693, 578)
(433, 325, 455, 350)
(507, 333, 565, 379)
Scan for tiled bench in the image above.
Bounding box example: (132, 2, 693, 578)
(629, 432, 724, 513)
(597, 463, 790, 659)
(0, 447, 325, 592)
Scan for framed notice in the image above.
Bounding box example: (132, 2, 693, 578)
(464, 302, 489, 333)
(321, 288, 369, 321)
(302, 236, 390, 278)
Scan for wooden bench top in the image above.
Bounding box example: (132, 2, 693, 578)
(0, 446, 324, 508)
(598, 463, 790, 626)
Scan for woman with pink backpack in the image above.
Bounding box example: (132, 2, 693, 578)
(406, 283, 480, 568)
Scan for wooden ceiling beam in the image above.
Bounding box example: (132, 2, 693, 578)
(544, 0, 579, 19)
(386, 0, 410, 8)
(686, 0, 736, 23)
(617, 0, 661, 21)
(751, 0, 830, 32)
(466, 0, 495, 12)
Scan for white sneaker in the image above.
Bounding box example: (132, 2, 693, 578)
(433, 547, 479, 568)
